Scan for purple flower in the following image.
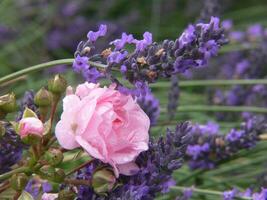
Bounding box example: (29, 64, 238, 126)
(167, 75, 179, 120)
(222, 20, 233, 31)
(87, 24, 107, 42)
(235, 60, 250, 75)
(107, 51, 128, 64)
(223, 189, 237, 200)
(120, 65, 127, 74)
(186, 143, 210, 160)
(247, 24, 263, 39)
(193, 121, 219, 136)
(226, 129, 244, 142)
(179, 25, 196, 47)
(252, 188, 267, 200)
(133, 32, 153, 52)
(73, 55, 89, 72)
(0, 124, 23, 174)
(16, 90, 38, 121)
(110, 32, 134, 50)
(199, 40, 219, 60)
(197, 16, 220, 32)
(186, 117, 266, 170)
(137, 89, 160, 126)
(82, 67, 103, 83)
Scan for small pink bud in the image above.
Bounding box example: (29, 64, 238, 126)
(19, 117, 44, 139)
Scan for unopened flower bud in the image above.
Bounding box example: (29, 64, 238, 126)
(40, 166, 65, 183)
(10, 173, 29, 191)
(0, 93, 16, 114)
(18, 116, 44, 144)
(34, 88, 52, 107)
(92, 168, 116, 194)
(43, 148, 63, 166)
(48, 75, 67, 94)
(58, 190, 76, 200)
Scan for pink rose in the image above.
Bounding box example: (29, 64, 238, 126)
(55, 82, 150, 177)
(19, 117, 44, 138)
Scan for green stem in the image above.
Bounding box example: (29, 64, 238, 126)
(0, 167, 29, 182)
(0, 59, 108, 85)
(161, 105, 267, 113)
(171, 186, 251, 200)
(151, 79, 267, 88)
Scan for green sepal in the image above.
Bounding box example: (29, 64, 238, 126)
(10, 121, 19, 133)
(22, 107, 38, 119)
(18, 191, 34, 200)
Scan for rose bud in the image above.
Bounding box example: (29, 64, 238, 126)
(10, 173, 29, 191)
(92, 168, 116, 194)
(34, 87, 53, 107)
(48, 74, 67, 94)
(43, 148, 63, 166)
(0, 93, 17, 115)
(18, 117, 44, 144)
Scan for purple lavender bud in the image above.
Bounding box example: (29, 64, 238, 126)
(133, 32, 153, 52)
(16, 91, 38, 121)
(107, 51, 128, 64)
(178, 25, 196, 47)
(197, 16, 220, 32)
(110, 32, 134, 50)
(223, 189, 237, 200)
(73, 55, 89, 72)
(82, 67, 103, 83)
(247, 24, 263, 39)
(235, 60, 250, 75)
(225, 129, 244, 142)
(137, 90, 160, 126)
(167, 75, 179, 120)
(252, 188, 267, 200)
(87, 24, 107, 42)
(0, 124, 23, 174)
(120, 65, 127, 74)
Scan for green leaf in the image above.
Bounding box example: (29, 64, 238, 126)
(18, 191, 34, 200)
